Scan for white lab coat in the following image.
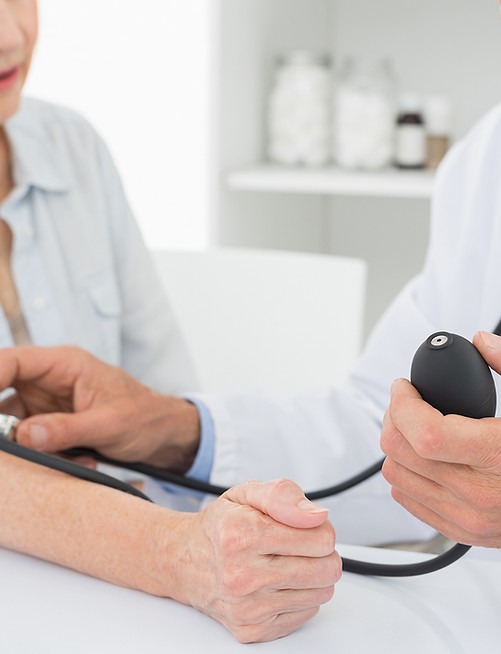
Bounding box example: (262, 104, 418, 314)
(194, 103, 501, 546)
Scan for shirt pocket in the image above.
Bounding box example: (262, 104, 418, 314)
(88, 276, 122, 318)
(83, 274, 123, 364)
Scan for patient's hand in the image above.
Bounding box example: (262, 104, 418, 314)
(168, 478, 340, 643)
(0, 451, 339, 643)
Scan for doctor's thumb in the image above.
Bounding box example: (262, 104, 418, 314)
(16, 411, 99, 454)
(473, 331, 501, 374)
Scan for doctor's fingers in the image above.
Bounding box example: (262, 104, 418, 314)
(383, 456, 501, 546)
(381, 420, 501, 503)
(0, 390, 26, 419)
(387, 473, 501, 548)
(15, 407, 126, 454)
(0, 345, 76, 390)
(386, 379, 501, 468)
(473, 331, 501, 375)
(0, 345, 107, 404)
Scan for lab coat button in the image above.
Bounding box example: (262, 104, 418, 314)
(24, 225, 34, 239)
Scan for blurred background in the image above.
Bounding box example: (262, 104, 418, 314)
(26, 0, 213, 250)
(25, 0, 501, 338)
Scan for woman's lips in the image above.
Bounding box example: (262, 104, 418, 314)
(0, 66, 20, 93)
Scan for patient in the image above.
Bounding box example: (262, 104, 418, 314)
(0, 0, 341, 643)
(0, 1, 196, 394)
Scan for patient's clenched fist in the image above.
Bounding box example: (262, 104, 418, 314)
(167, 478, 341, 643)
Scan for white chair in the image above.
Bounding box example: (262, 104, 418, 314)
(151, 247, 367, 393)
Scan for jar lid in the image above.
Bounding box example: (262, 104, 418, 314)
(424, 95, 453, 136)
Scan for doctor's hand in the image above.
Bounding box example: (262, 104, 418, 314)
(174, 478, 340, 643)
(0, 345, 201, 472)
(381, 330, 501, 548)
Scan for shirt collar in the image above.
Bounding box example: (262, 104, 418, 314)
(4, 97, 70, 194)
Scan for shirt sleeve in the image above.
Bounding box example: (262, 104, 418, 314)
(152, 397, 215, 501)
(184, 397, 215, 482)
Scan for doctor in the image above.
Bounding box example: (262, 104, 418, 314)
(8, 77, 501, 552)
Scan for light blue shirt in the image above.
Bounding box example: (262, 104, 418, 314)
(3, 96, 198, 394)
(2, 97, 213, 485)
(0, 98, 196, 393)
(185, 398, 215, 483)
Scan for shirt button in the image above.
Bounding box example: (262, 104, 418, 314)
(33, 297, 48, 312)
(24, 225, 34, 239)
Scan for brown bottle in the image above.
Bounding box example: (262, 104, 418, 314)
(395, 94, 426, 170)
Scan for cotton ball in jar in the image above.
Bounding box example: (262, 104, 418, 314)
(268, 50, 332, 167)
(333, 58, 396, 170)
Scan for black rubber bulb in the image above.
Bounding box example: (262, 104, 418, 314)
(410, 331, 497, 418)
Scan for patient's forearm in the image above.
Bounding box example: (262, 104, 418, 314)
(0, 452, 341, 643)
(0, 451, 185, 597)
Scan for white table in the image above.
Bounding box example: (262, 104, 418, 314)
(0, 542, 499, 653)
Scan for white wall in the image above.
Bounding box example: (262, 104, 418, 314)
(25, 0, 212, 249)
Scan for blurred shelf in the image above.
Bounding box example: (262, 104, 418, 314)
(227, 164, 436, 199)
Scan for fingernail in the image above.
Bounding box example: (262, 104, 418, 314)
(297, 499, 329, 514)
(479, 331, 501, 350)
(28, 424, 47, 450)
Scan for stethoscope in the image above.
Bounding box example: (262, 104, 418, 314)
(0, 331, 496, 577)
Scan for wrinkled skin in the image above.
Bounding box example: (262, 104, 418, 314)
(381, 331, 501, 548)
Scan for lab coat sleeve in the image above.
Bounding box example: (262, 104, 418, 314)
(92, 133, 199, 394)
(191, 104, 501, 545)
(189, 272, 440, 545)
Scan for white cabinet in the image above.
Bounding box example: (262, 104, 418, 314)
(211, 0, 501, 335)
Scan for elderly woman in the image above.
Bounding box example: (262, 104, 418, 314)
(0, 1, 196, 393)
(0, 1, 340, 644)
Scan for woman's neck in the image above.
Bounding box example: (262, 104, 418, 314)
(0, 128, 13, 204)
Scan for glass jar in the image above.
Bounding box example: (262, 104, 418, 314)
(267, 50, 332, 167)
(333, 57, 396, 170)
